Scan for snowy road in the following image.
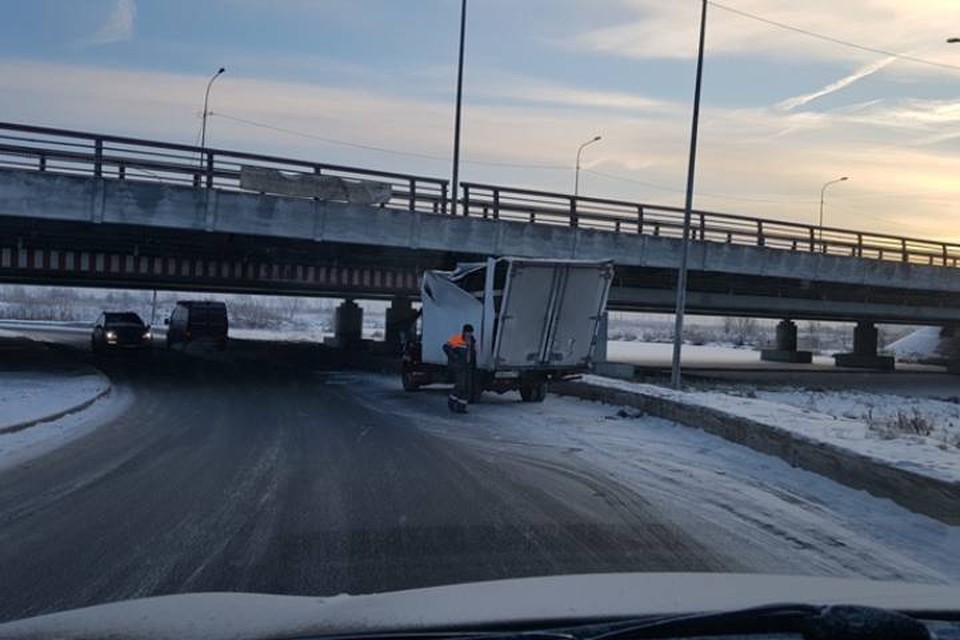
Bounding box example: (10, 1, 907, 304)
(0, 332, 955, 623)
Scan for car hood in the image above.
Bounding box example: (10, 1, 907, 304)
(0, 573, 957, 640)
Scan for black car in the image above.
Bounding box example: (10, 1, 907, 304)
(91, 312, 152, 354)
(165, 300, 228, 350)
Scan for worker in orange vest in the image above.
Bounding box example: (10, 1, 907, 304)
(443, 323, 476, 413)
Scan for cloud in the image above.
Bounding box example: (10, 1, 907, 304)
(776, 55, 899, 111)
(572, 0, 957, 71)
(1, 59, 959, 239)
(85, 0, 136, 46)
(469, 73, 669, 113)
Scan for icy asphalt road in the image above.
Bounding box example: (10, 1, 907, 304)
(0, 331, 955, 623)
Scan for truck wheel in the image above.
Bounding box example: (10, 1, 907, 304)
(401, 369, 420, 392)
(532, 381, 547, 403)
(520, 381, 547, 403)
(520, 384, 534, 402)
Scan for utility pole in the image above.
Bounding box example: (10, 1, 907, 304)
(451, 0, 467, 216)
(670, 0, 708, 390)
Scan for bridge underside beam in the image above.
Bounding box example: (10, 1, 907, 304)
(607, 287, 960, 325)
(3, 215, 960, 325)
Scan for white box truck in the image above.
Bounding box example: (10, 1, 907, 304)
(401, 257, 614, 402)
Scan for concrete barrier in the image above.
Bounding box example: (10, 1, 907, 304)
(551, 380, 960, 526)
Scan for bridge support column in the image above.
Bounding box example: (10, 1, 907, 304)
(834, 321, 894, 370)
(760, 319, 812, 363)
(334, 299, 363, 349)
(384, 296, 417, 355)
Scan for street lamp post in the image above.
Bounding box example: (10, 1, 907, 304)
(451, 0, 467, 216)
(669, 0, 708, 390)
(200, 67, 226, 152)
(818, 176, 849, 249)
(574, 135, 602, 197)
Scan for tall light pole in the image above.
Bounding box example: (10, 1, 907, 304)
(670, 0, 708, 390)
(451, 0, 467, 216)
(818, 176, 849, 248)
(200, 67, 226, 151)
(574, 135, 602, 197)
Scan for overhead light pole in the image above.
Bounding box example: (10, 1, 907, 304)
(200, 67, 226, 151)
(669, 0, 708, 390)
(451, 0, 467, 216)
(819, 176, 849, 248)
(574, 135, 602, 197)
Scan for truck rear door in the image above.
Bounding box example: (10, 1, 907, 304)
(493, 260, 612, 369)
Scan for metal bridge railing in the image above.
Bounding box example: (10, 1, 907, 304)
(1, 121, 957, 269)
(460, 182, 960, 268)
(0, 122, 449, 214)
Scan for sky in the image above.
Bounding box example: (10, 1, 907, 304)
(1, 0, 959, 240)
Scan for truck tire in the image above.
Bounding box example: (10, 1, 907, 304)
(532, 381, 547, 402)
(521, 381, 547, 403)
(401, 369, 420, 392)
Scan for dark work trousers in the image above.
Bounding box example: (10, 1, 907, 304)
(445, 348, 473, 413)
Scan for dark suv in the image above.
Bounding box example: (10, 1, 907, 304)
(165, 301, 228, 350)
(92, 312, 152, 354)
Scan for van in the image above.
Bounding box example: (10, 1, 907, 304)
(165, 301, 228, 350)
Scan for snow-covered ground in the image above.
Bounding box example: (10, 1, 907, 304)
(748, 388, 960, 451)
(0, 365, 131, 474)
(608, 341, 838, 367)
(0, 328, 131, 471)
(230, 327, 332, 342)
(365, 373, 960, 583)
(230, 326, 381, 342)
(582, 375, 959, 485)
(0, 371, 110, 429)
(0, 384, 132, 473)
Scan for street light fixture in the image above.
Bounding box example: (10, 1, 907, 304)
(819, 176, 849, 249)
(200, 67, 226, 151)
(947, 37, 960, 43)
(669, 0, 708, 390)
(574, 135, 602, 198)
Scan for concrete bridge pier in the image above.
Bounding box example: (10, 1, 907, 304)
(333, 299, 364, 349)
(760, 319, 812, 363)
(384, 296, 418, 355)
(834, 321, 895, 371)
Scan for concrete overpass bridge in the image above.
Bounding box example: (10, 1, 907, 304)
(1, 122, 958, 368)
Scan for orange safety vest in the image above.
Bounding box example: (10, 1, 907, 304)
(446, 334, 469, 349)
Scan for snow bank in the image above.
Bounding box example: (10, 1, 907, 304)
(580, 375, 960, 486)
(0, 370, 130, 472)
(0, 371, 110, 431)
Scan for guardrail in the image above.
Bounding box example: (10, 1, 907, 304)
(461, 182, 960, 268)
(0, 122, 448, 214)
(0, 121, 956, 269)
